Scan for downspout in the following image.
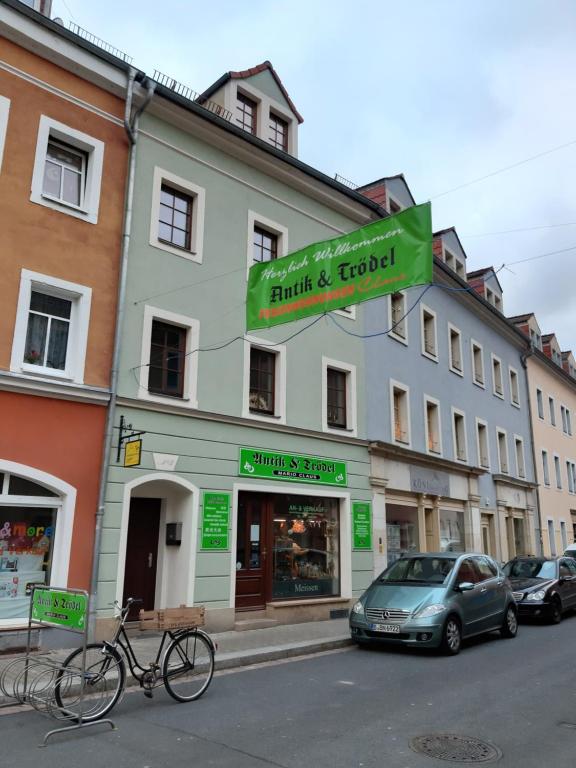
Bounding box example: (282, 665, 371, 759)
(89, 69, 156, 637)
(521, 347, 544, 556)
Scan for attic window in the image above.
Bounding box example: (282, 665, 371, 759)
(236, 92, 257, 135)
(388, 198, 401, 215)
(269, 112, 288, 151)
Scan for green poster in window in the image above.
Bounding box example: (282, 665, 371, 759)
(352, 501, 372, 550)
(201, 492, 230, 550)
(31, 588, 88, 632)
(246, 203, 432, 330)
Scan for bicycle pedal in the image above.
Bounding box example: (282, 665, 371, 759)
(143, 689, 153, 699)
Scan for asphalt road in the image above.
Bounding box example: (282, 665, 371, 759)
(4, 616, 576, 767)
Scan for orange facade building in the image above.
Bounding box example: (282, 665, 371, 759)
(0, 1, 130, 644)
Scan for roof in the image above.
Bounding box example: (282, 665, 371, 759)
(433, 227, 468, 260)
(356, 174, 417, 205)
(466, 266, 503, 293)
(508, 313, 536, 324)
(198, 60, 304, 124)
(542, 333, 557, 343)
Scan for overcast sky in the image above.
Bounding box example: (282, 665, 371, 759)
(51, 0, 576, 352)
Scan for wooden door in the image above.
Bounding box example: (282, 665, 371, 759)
(123, 498, 161, 620)
(235, 492, 271, 610)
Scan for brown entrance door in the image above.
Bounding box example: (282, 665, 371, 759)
(123, 497, 161, 620)
(235, 492, 271, 610)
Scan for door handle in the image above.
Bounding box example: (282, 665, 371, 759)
(147, 552, 153, 569)
(497, 580, 504, 586)
(480, 587, 487, 593)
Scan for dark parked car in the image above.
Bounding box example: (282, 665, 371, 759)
(503, 556, 576, 623)
(349, 552, 517, 655)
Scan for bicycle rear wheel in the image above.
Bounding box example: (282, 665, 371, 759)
(54, 643, 125, 722)
(162, 631, 214, 702)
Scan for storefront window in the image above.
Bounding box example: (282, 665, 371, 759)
(272, 496, 339, 599)
(0, 506, 56, 620)
(440, 509, 465, 552)
(386, 504, 419, 564)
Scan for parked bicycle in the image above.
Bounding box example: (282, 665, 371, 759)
(54, 597, 215, 722)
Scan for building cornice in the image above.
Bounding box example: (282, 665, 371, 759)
(492, 473, 538, 490)
(368, 441, 485, 476)
(0, 371, 110, 405)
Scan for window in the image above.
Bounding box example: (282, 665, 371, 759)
(452, 409, 467, 462)
(476, 419, 490, 469)
(0, 95, 10, 174)
(549, 397, 556, 426)
(561, 405, 568, 433)
(253, 226, 278, 263)
(389, 292, 407, 343)
(567, 410, 573, 436)
(148, 320, 186, 398)
(536, 388, 544, 419)
(515, 437, 525, 478)
(509, 368, 520, 407)
(421, 306, 437, 360)
(497, 429, 508, 474)
(150, 167, 205, 262)
(138, 306, 199, 408)
(388, 197, 402, 215)
(542, 450, 550, 486)
(236, 92, 257, 134)
(243, 338, 286, 423)
(567, 461, 574, 494)
(322, 358, 357, 435)
(11, 270, 91, 383)
(158, 185, 193, 251)
(425, 397, 441, 455)
(492, 355, 503, 397)
(444, 249, 455, 271)
(561, 523, 568, 552)
(246, 212, 288, 273)
(471, 341, 484, 387)
(548, 520, 556, 556)
(391, 381, 410, 445)
(448, 325, 463, 375)
(455, 260, 465, 279)
(554, 455, 562, 490)
(30, 116, 104, 224)
(269, 112, 288, 151)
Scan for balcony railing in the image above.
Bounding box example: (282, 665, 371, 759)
(153, 71, 232, 122)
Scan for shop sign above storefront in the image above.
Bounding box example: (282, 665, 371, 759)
(352, 501, 372, 549)
(31, 587, 87, 632)
(410, 467, 450, 497)
(246, 202, 432, 330)
(201, 492, 231, 550)
(239, 448, 347, 487)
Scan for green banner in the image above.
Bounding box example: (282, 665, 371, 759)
(201, 492, 231, 550)
(247, 203, 432, 330)
(352, 501, 372, 549)
(239, 448, 347, 486)
(31, 588, 87, 632)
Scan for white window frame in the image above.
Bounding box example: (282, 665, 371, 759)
(138, 305, 200, 409)
(444, 248, 455, 270)
(420, 304, 438, 361)
(242, 336, 286, 424)
(514, 435, 526, 479)
(424, 395, 442, 456)
(321, 357, 357, 437)
(567, 461, 574, 495)
(390, 379, 411, 447)
(491, 354, 504, 398)
(30, 115, 104, 224)
(246, 210, 288, 277)
(451, 407, 468, 463)
(554, 453, 562, 490)
(509, 367, 520, 408)
(476, 417, 490, 470)
(548, 519, 557, 556)
(448, 323, 463, 376)
(10, 269, 92, 384)
(549, 396, 556, 427)
(542, 449, 550, 486)
(455, 260, 466, 279)
(536, 388, 544, 419)
(471, 340, 485, 388)
(149, 166, 206, 263)
(388, 292, 408, 345)
(496, 428, 509, 474)
(0, 95, 10, 174)
(560, 520, 568, 551)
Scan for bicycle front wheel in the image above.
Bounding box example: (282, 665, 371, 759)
(54, 643, 126, 722)
(162, 631, 214, 702)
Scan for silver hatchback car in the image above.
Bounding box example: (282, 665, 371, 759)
(349, 552, 518, 655)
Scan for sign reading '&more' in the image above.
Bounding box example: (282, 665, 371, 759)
(246, 203, 432, 330)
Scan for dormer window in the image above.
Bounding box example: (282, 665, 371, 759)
(269, 112, 288, 151)
(444, 249, 455, 270)
(236, 92, 257, 134)
(388, 197, 402, 215)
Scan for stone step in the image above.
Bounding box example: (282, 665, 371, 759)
(233, 618, 279, 632)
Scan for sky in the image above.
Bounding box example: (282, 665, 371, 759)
(51, 0, 576, 352)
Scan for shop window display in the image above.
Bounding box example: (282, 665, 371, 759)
(386, 504, 419, 564)
(272, 496, 339, 599)
(440, 509, 464, 552)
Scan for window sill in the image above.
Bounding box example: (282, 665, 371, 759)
(243, 410, 286, 425)
(323, 425, 357, 438)
(19, 364, 74, 382)
(41, 192, 87, 215)
(473, 378, 485, 389)
(30, 191, 96, 224)
(138, 391, 198, 409)
(449, 365, 464, 377)
(511, 401, 521, 409)
(422, 351, 439, 363)
(388, 332, 408, 346)
(150, 238, 202, 263)
(493, 391, 505, 400)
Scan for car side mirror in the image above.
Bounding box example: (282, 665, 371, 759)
(456, 581, 475, 592)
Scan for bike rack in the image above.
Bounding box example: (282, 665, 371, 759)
(0, 586, 115, 746)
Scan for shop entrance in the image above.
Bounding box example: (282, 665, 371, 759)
(235, 492, 271, 610)
(123, 497, 161, 619)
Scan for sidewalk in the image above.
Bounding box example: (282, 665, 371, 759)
(0, 617, 352, 706)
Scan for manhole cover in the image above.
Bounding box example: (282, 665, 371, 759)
(410, 734, 502, 763)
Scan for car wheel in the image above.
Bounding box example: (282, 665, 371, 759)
(549, 598, 562, 624)
(441, 616, 462, 655)
(500, 604, 518, 638)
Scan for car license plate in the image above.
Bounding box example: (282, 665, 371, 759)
(370, 623, 400, 633)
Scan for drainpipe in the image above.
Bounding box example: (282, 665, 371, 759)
(88, 69, 156, 638)
(521, 347, 544, 556)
